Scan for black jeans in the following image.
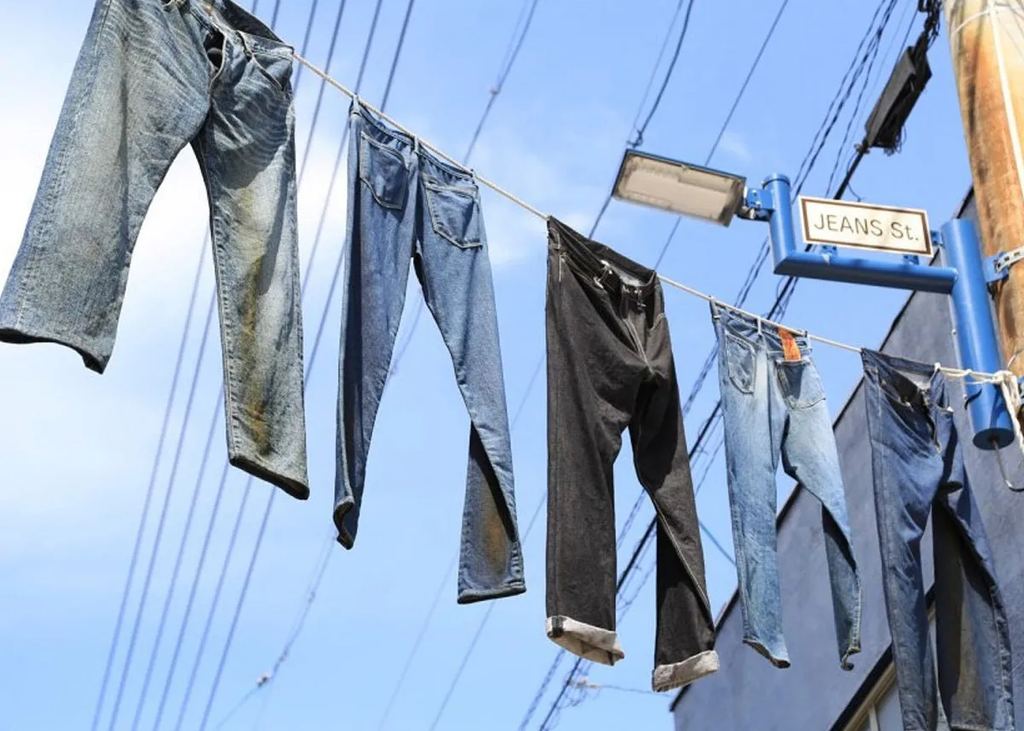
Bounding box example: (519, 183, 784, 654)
(544, 218, 718, 693)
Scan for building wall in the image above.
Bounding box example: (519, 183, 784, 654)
(671, 200, 1024, 730)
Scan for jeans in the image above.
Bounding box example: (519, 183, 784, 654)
(862, 349, 1015, 731)
(544, 218, 718, 693)
(0, 0, 309, 499)
(712, 303, 860, 670)
(336, 100, 524, 604)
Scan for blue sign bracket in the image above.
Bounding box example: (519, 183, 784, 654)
(742, 173, 1012, 449)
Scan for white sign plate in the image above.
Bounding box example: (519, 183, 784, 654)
(798, 196, 932, 256)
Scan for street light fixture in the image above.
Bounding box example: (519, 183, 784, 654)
(611, 149, 746, 226)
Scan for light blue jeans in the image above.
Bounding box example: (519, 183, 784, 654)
(712, 302, 860, 669)
(335, 100, 525, 603)
(0, 0, 309, 499)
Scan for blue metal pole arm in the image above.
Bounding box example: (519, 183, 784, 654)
(942, 218, 1014, 448)
(758, 174, 958, 293)
(749, 173, 1012, 449)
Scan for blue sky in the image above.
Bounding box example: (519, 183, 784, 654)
(0, 1, 975, 730)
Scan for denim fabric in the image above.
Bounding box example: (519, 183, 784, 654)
(545, 218, 718, 693)
(336, 100, 524, 604)
(712, 303, 860, 670)
(862, 349, 1015, 731)
(0, 0, 309, 499)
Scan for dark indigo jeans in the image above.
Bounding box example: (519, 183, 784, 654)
(862, 350, 1014, 731)
(0, 0, 309, 499)
(713, 303, 861, 670)
(336, 100, 524, 604)
(544, 217, 718, 693)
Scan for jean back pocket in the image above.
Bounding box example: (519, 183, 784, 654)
(423, 177, 484, 249)
(359, 132, 408, 210)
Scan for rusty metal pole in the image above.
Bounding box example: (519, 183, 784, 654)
(945, 0, 1024, 373)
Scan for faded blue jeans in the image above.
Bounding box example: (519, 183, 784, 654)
(336, 100, 525, 603)
(712, 303, 860, 670)
(0, 0, 309, 499)
(862, 350, 1014, 731)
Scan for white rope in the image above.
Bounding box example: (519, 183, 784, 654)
(291, 53, 547, 220)
(948, 0, 1018, 37)
(988, 0, 1024, 221)
(290, 52, 1017, 387)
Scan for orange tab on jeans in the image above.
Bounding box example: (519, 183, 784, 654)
(779, 327, 801, 361)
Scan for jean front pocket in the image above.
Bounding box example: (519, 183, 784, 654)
(776, 358, 826, 409)
(422, 177, 484, 249)
(358, 132, 409, 210)
(249, 48, 294, 94)
(723, 329, 756, 394)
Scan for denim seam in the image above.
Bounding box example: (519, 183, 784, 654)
(874, 387, 921, 724)
(549, 311, 562, 617)
(623, 318, 653, 374)
(721, 329, 756, 395)
(647, 498, 713, 620)
(195, 132, 243, 460)
(422, 179, 484, 249)
(719, 359, 753, 640)
(970, 503, 1014, 728)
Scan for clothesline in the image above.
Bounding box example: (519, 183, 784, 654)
(290, 52, 1009, 386)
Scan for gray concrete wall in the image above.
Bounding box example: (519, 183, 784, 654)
(672, 205, 1024, 730)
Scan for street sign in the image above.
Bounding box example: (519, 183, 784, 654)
(798, 196, 932, 256)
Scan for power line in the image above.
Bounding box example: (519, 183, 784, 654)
(88, 227, 208, 731)
(629, 0, 696, 149)
(296, 0, 349, 187)
(588, 0, 699, 237)
(375, 357, 543, 730)
(464, 0, 541, 162)
(651, 0, 792, 269)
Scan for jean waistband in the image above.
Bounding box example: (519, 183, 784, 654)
(349, 99, 477, 186)
(180, 0, 294, 57)
(710, 300, 810, 355)
(861, 348, 948, 409)
(547, 217, 658, 297)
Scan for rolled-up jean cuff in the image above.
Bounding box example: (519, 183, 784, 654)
(546, 615, 624, 666)
(333, 498, 356, 549)
(652, 649, 720, 692)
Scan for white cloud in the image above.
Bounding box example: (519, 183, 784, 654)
(716, 129, 753, 163)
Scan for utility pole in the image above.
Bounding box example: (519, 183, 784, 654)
(945, 0, 1024, 373)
